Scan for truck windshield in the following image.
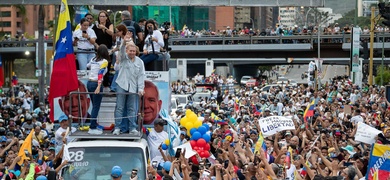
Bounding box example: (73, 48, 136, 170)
(61, 147, 146, 180)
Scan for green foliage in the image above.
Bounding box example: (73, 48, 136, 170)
(258, 66, 272, 76)
(335, 9, 371, 28)
(374, 65, 390, 85)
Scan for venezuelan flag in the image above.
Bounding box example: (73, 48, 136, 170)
(285, 146, 293, 169)
(366, 143, 390, 180)
(17, 130, 35, 165)
(303, 100, 316, 125)
(0, 55, 3, 87)
(254, 132, 267, 157)
(49, 0, 78, 121)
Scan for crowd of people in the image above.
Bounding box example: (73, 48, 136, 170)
(141, 73, 390, 180)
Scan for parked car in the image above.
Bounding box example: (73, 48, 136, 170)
(246, 78, 260, 87)
(260, 84, 281, 93)
(240, 76, 253, 85)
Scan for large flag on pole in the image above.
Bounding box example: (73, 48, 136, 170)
(49, 0, 78, 121)
(303, 100, 316, 128)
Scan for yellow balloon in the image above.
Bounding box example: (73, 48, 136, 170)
(187, 130, 192, 137)
(185, 122, 194, 129)
(186, 109, 192, 116)
(165, 139, 170, 146)
(180, 117, 188, 126)
(189, 114, 198, 123)
(194, 120, 202, 128)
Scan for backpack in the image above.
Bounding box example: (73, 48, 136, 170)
(122, 20, 137, 44)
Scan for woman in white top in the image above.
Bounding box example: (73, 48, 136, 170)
(86, 45, 109, 135)
(73, 18, 97, 70)
(140, 19, 164, 65)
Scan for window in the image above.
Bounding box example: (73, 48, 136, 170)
(1, 11, 11, 17)
(16, 12, 20, 17)
(17, 22, 21, 28)
(0, 22, 11, 27)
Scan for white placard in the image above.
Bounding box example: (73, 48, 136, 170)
(355, 122, 382, 144)
(173, 142, 197, 159)
(145, 71, 170, 82)
(259, 116, 295, 137)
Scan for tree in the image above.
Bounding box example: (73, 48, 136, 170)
(374, 65, 390, 85)
(335, 9, 371, 28)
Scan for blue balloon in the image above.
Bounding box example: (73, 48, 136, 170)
(192, 132, 202, 140)
(198, 126, 207, 135)
(202, 133, 211, 143)
(162, 144, 168, 150)
(190, 128, 197, 135)
(202, 124, 210, 130)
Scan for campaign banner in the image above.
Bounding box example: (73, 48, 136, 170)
(366, 143, 390, 180)
(259, 116, 295, 137)
(355, 122, 382, 144)
(351, 27, 360, 72)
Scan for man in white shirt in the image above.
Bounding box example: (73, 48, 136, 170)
(147, 119, 168, 162)
(54, 113, 75, 154)
(350, 109, 364, 125)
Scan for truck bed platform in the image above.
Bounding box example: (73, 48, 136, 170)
(70, 130, 143, 140)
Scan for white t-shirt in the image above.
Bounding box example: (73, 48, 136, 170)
(73, 28, 97, 49)
(147, 129, 168, 161)
(350, 115, 364, 124)
(55, 126, 76, 154)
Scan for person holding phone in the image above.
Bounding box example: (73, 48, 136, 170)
(73, 17, 97, 70)
(140, 19, 164, 65)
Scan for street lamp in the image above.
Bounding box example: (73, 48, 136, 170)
(305, 8, 313, 27)
(245, 15, 255, 29)
(107, 10, 122, 27)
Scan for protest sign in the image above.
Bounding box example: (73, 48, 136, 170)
(355, 122, 382, 144)
(259, 116, 295, 137)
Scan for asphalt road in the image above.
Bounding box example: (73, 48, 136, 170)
(285, 64, 347, 84)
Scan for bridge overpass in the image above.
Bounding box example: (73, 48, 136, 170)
(2, 33, 390, 60)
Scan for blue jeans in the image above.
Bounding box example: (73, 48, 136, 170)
(140, 54, 159, 64)
(77, 52, 95, 70)
(87, 81, 103, 129)
(114, 86, 139, 131)
(110, 71, 119, 92)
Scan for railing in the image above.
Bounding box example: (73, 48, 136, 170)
(2, 33, 390, 48)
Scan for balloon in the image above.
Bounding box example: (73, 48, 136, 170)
(180, 117, 188, 126)
(185, 122, 194, 130)
(203, 151, 210, 158)
(162, 144, 168, 150)
(165, 139, 170, 146)
(190, 156, 199, 165)
(186, 109, 192, 116)
(189, 114, 198, 123)
(202, 124, 210, 130)
(192, 132, 202, 140)
(202, 133, 211, 143)
(187, 130, 192, 136)
(199, 151, 206, 158)
(194, 120, 202, 128)
(204, 143, 210, 151)
(198, 126, 207, 135)
(190, 140, 197, 147)
(197, 138, 207, 147)
(193, 146, 199, 150)
(190, 128, 197, 135)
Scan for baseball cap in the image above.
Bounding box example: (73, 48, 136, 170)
(36, 175, 47, 180)
(162, 161, 172, 171)
(111, 166, 122, 178)
(341, 145, 356, 155)
(154, 119, 167, 126)
(58, 113, 68, 123)
(180, 131, 186, 136)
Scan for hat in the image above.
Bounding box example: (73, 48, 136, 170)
(6, 132, 14, 137)
(154, 119, 166, 126)
(341, 145, 356, 155)
(0, 119, 3, 123)
(58, 113, 68, 123)
(111, 166, 122, 178)
(162, 161, 172, 171)
(0, 136, 7, 142)
(250, 130, 258, 135)
(36, 175, 47, 180)
(285, 131, 292, 136)
(50, 139, 56, 144)
(218, 110, 224, 114)
(264, 108, 270, 112)
(180, 131, 186, 136)
(227, 26, 230, 29)
(48, 147, 55, 151)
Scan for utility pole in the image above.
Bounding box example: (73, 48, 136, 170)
(38, 5, 45, 104)
(368, 7, 375, 85)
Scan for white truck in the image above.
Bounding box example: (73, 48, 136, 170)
(59, 93, 150, 180)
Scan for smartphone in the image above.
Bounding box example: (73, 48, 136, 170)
(344, 162, 353, 167)
(24, 150, 29, 156)
(175, 148, 182, 159)
(152, 161, 158, 169)
(82, 30, 87, 34)
(224, 160, 229, 169)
